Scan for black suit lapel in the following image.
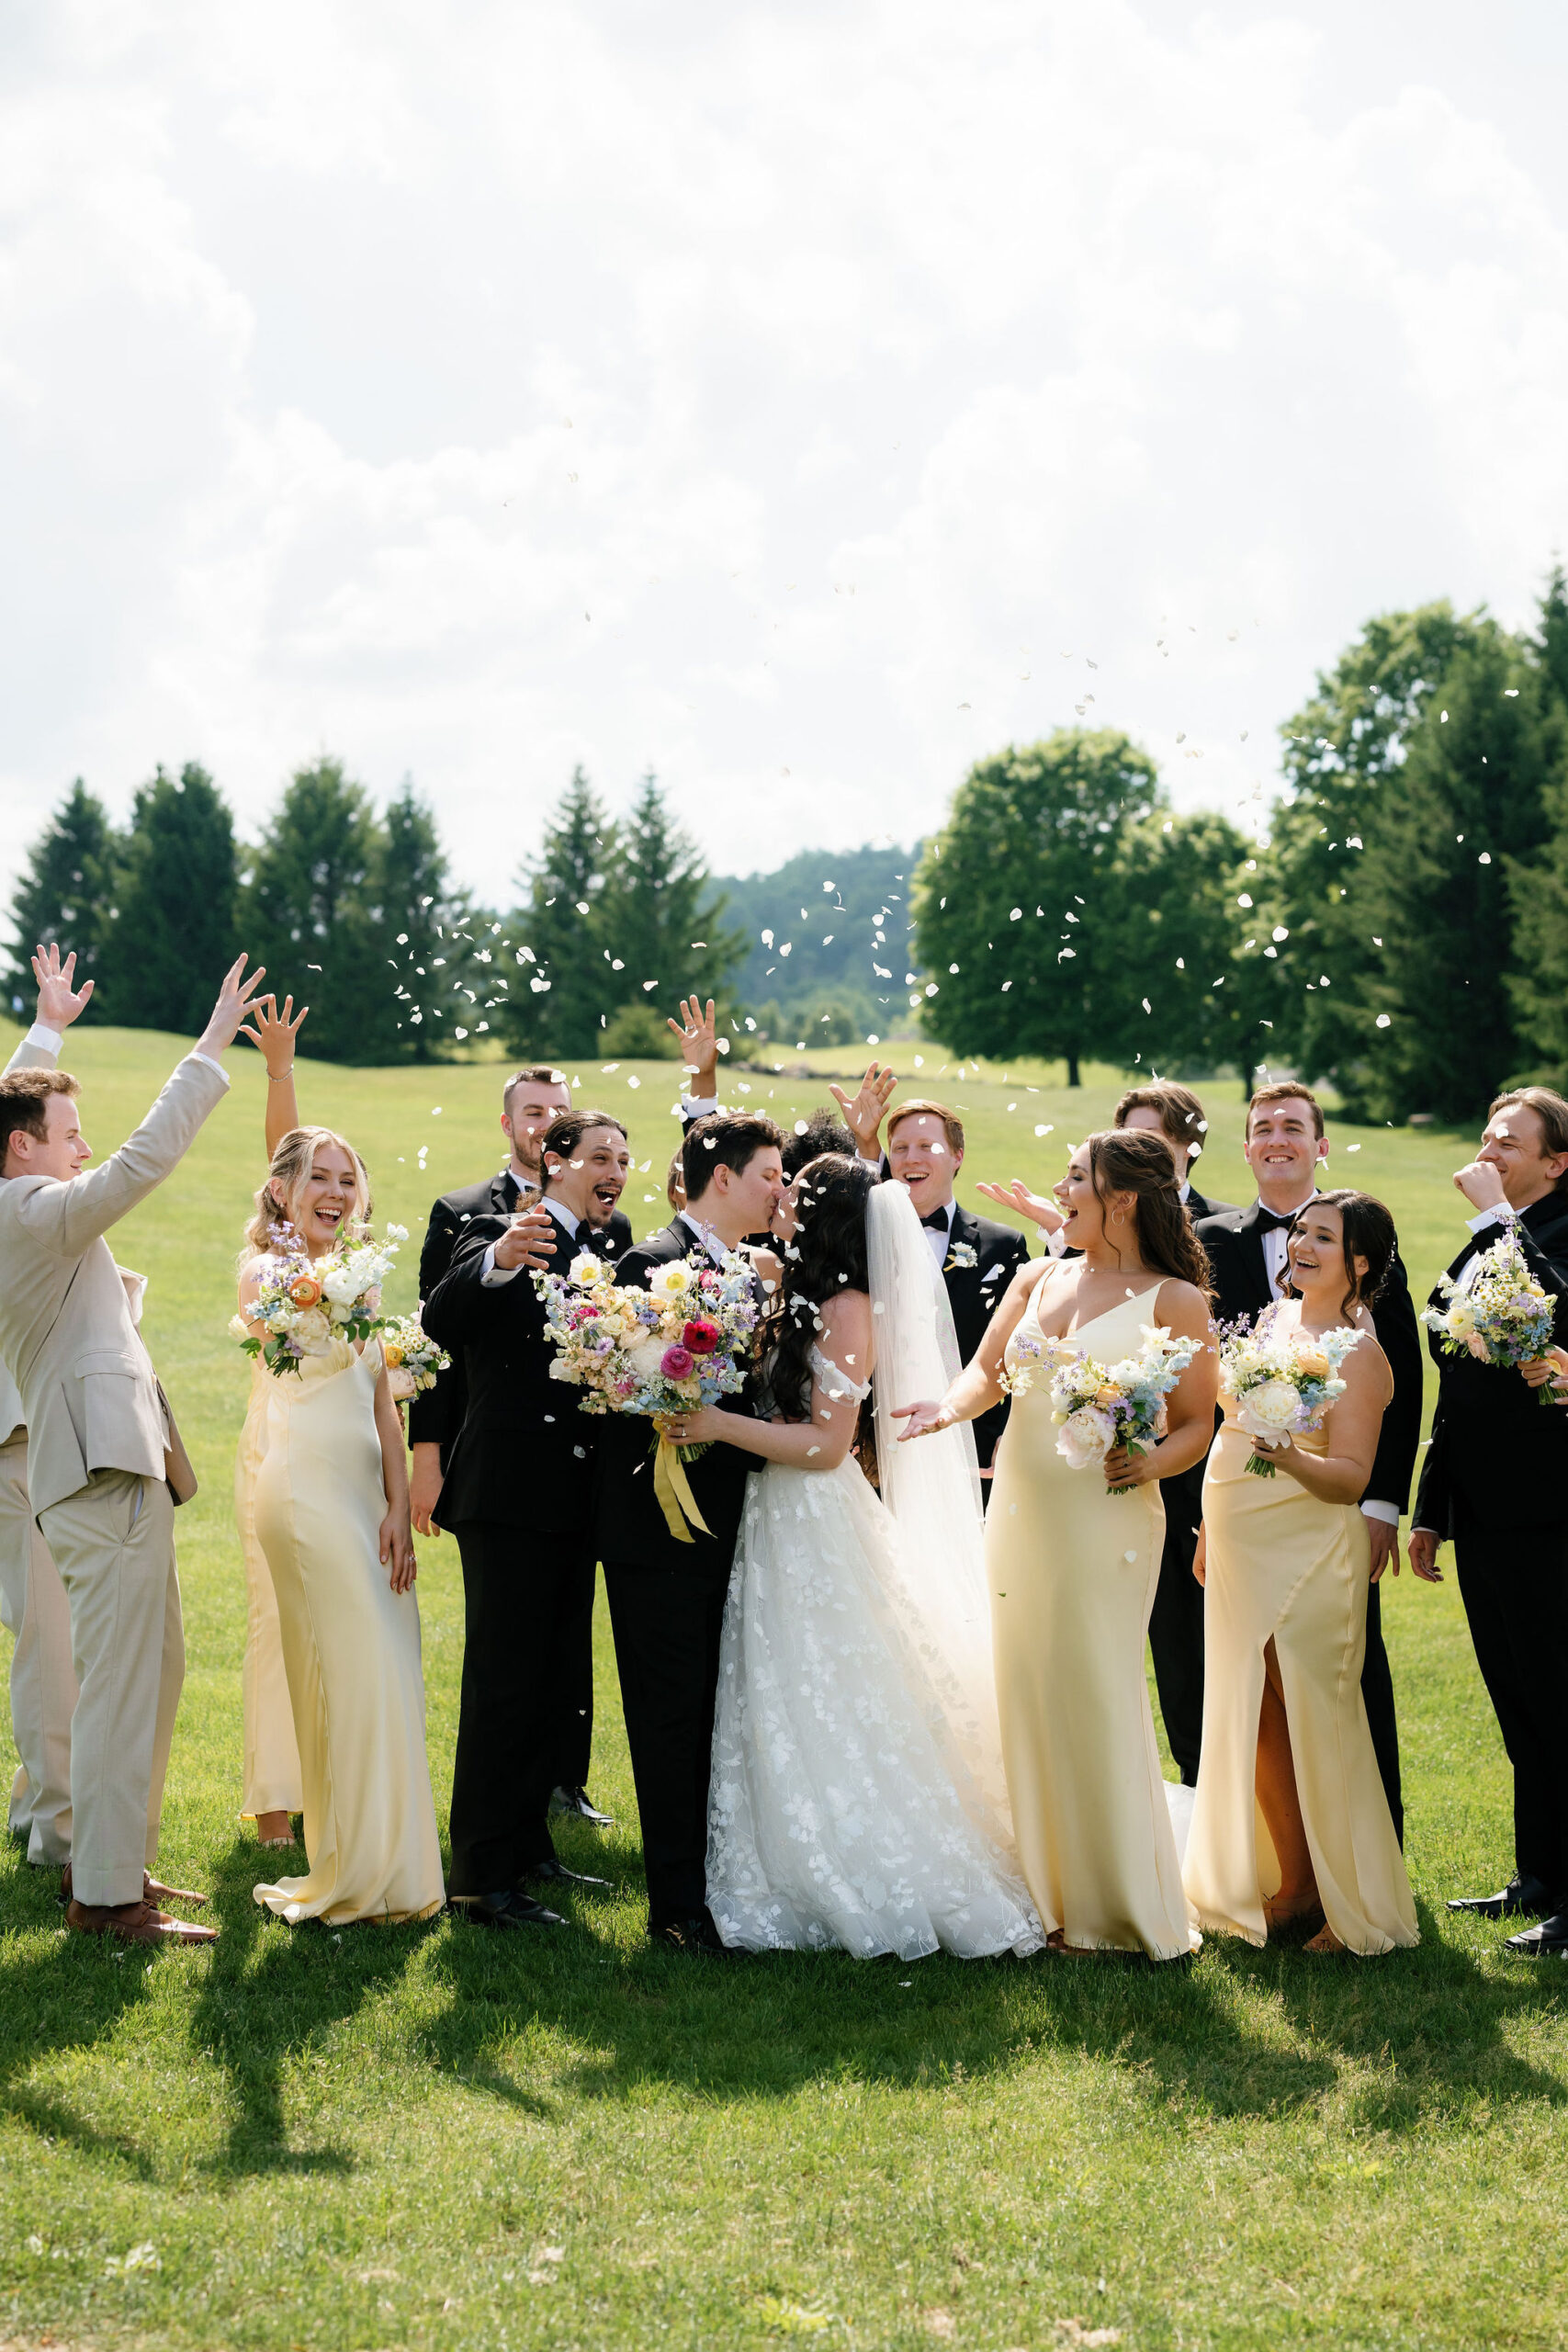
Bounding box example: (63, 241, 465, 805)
(1233, 1202, 1276, 1317)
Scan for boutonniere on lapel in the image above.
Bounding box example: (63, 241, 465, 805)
(944, 1240, 978, 1272)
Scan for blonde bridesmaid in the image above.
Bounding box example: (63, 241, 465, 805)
(1184, 1191, 1417, 1957)
(240, 1128, 444, 1927)
(233, 996, 309, 1848)
(900, 1130, 1216, 1961)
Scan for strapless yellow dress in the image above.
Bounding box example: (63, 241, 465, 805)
(987, 1281, 1199, 1959)
(1183, 1418, 1417, 1954)
(252, 1342, 444, 1926)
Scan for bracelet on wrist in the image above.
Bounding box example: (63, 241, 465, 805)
(267, 1067, 295, 1082)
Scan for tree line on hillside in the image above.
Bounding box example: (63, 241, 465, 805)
(13, 562, 1568, 1116)
(915, 569, 1568, 1122)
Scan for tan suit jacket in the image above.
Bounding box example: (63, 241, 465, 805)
(0, 1033, 68, 1449)
(0, 1054, 228, 1514)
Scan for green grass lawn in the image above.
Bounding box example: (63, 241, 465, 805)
(2, 1025, 1563, 2352)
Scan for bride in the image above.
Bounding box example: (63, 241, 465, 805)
(660, 1155, 1041, 1960)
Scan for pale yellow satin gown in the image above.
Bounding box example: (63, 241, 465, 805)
(252, 1340, 444, 1926)
(235, 1363, 303, 1822)
(1184, 1415, 1418, 1956)
(987, 1281, 1199, 1960)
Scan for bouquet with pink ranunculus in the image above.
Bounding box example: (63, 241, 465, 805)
(533, 1248, 761, 1541)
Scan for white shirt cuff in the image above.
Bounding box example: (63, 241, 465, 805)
(1045, 1227, 1069, 1258)
(190, 1050, 231, 1085)
(1466, 1204, 1513, 1236)
(479, 1241, 522, 1286)
(858, 1151, 883, 1172)
(25, 1022, 62, 1054)
(1360, 1499, 1399, 1526)
(683, 1093, 718, 1116)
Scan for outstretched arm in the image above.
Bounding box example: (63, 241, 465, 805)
(895, 1259, 1047, 1441)
(240, 994, 309, 1159)
(669, 995, 721, 1109)
(5, 944, 94, 1077)
(829, 1063, 896, 1165)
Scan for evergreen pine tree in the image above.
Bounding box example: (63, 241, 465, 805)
(100, 764, 240, 1032)
(4, 780, 118, 1019)
(1504, 570, 1568, 1082)
(243, 758, 389, 1065)
(602, 773, 746, 1026)
(499, 766, 617, 1058)
(1359, 628, 1559, 1123)
(377, 782, 488, 1063)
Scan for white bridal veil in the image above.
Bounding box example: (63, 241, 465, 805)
(864, 1181, 1014, 1829)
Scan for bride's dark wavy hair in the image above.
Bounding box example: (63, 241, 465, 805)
(768, 1152, 878, 1479)
(1086, 1127, 1213, 1300)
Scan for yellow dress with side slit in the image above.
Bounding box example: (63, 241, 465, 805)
(986, 1279, 1200, 1960)
(1183, 1412, 1418, 1955)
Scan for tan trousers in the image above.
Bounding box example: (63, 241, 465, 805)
(39, 1470, 181, 1909)
(0, 1435, 77, 1866)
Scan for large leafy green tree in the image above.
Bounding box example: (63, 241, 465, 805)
(100, 763, 241, 1032)
(1356, 628, 1561, 1123)
(4, 779, 118, 1020)
(913, 729, 1171, 1085)
(1261, 601, 1488, 1106)
(1116, 807, 1265, 1087)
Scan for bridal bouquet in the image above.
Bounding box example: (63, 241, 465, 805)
(231, 1221, 409, 1378)
(1217, 1312, 1359, 1476)
(534, 1248, 761, 1540)
(379, 1313, 451, 1403)
(1422, 1234, 1558, 1399)
(1047, 1325, 1201, 1489)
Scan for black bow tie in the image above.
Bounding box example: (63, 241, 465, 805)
(921, 1209, 951, 1232)
(1258, 1208, 1298, 1233)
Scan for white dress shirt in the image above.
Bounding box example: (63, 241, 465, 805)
(1454, 1201, 1517, 1290)
(677, 1208, 728, 1263)
(919, 1198, 956, 1266)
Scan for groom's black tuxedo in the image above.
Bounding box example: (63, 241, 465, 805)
(594, 1216, 764, 1932)
(423, 1211, 611, 1894)
(1414, 1192, 1568, 1901)
(1195, 1196, 1425, 1839)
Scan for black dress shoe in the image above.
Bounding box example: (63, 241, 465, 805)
(1447, 1874, 1554, 1920)
(550, 1785, 615, 1828)
(454, 1890, 566, 1929)
(525, 1860, 610, 1890)
(649, 1910, 731, 1955)
(1505, 1908, 1568, 1956)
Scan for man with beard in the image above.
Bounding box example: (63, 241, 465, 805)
(423, 1113, 631, 1929)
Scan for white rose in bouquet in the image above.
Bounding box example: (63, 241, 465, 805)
(290, 1306, 334, 1355)
(1057, 1403, 1117, 1469)
(625, 1330, 669, 1381)
(321, 1261, 364, 1308)
(1235, 1376, 1302, 1447)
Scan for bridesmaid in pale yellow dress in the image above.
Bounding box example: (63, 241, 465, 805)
(1184, 1192, 1417, 1957)
(239, 1125, 444, 1927)
(233, 997, 309, 1849)
(899, 1130, 1217, 1961)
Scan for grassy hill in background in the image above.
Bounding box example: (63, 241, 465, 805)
(710, 840, 922, 1041)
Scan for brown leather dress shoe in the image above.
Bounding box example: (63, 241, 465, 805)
(61, 1863, 208, 1910)
(66, 1896, 218, 1947)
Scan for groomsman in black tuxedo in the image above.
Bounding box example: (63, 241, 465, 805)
(1196, 1083, 1423, 1839)
(835, 1072, 1028, 1487)
(1408, 1087, 1568, 1955)
(594, 1112, 785, 1953)
(423, 1111, 632, 1930)
(412, 1065, 628, 1827)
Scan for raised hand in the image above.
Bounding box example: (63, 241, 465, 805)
(240, 992, 309, 1077)
(31, 943, 94, 1032)
(828, 1062, 896, 1159)
(976, 1177, 1065, 1233)
(1452, 1159, 1507, 1212)
(195, 955, 267, 1059)
(668, 995, 720, 1091)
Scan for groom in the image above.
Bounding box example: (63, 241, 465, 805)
(593, 1111, 784, 1953)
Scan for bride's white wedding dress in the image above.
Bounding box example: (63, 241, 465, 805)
(706, 1185, 1043, 1960)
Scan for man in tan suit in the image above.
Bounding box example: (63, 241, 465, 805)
(0, 953, 265, 1946)
(0, 947, 99, 1870)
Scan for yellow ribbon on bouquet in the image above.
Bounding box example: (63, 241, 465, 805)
(652, 1437, 712, 1544)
